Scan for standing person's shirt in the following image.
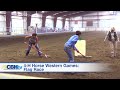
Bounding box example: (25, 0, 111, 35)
(65, 35, 79, 49)
(111, 32, 115, 41)
(107, 31, 118, 41)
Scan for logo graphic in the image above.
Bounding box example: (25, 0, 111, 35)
(1, 65, 22, 70)
(1, 65, 8, 70)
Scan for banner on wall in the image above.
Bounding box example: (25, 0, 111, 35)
(86, 20, 93, 26)
(75, 20, 78, 24)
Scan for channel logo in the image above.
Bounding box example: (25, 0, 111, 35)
(1, 65, 22, 70)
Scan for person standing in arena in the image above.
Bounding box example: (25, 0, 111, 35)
(104, 27, 119, 57)
(64, 31, 82, 62)
(24, 33, 42, 57)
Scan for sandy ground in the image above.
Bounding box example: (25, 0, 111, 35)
(0, 31, 120, 79)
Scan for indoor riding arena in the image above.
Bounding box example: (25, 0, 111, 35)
(0, 11, 120, 79)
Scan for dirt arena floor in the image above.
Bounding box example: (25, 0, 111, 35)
(0, 31, 120, 79)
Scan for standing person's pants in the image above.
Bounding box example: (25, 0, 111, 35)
(26, 42, 42, 56)
(64, 45, 74, 62)
(109, 41, 117, 56)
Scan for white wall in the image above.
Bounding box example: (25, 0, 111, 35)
(22, 11, 27, 34)
(46, 16, 53, 29)
(0, 15, 6, 32)
(65, 18, 69, 30)
(70, 16, 83, 31)
(98, 11, 120, 31)
(2, 11, 120, 35)
(0, 11, 6, 32)
(56, 17, 62, 29)
(31, 13, 42, 28)
(69, 11, 120, 31)
(11, 11, 25, 35)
